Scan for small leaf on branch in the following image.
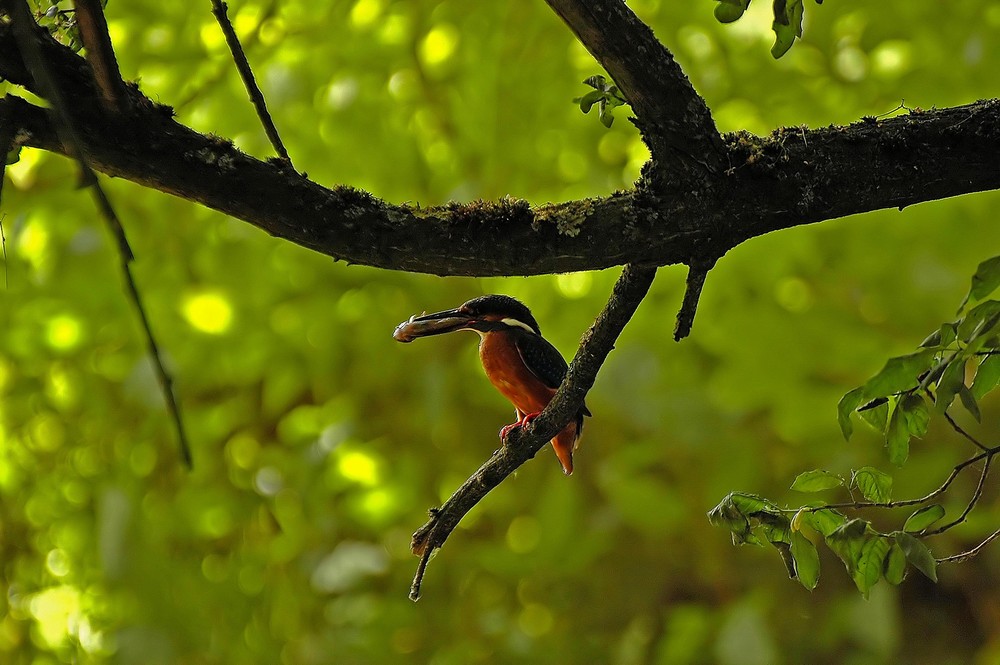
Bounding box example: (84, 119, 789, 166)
(853, 536, 891, 598)
(575, 90, 605, 113)
(837, 386, 865, 440)
(894, 531, 938, 582)
(790, 469, 843, 493)
(958, 384, 981, 422)
(859, 398, 889, 434)
(919, 323, 958, 349)
(852, 466, 892, 503)
(903, 504, 945, 533)
(883, 541, 906, 585)
(899, 393, 929, 438)
(885, 402, 910, 467)
(971, 353, 1000, 399)
(958, 301, 1000, 342)
(862, 349, 937, 399)
(967, 256, 1000, 303)
(934, 358, 966, 413)
(713, 0, 751, 23)
(800, 507, 847, 537)
(770, 0, 804, 59)
(790, 529, 820, 590)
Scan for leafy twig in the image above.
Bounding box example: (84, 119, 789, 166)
(788, 445, 999, 514)
(210, 0, 293, 167)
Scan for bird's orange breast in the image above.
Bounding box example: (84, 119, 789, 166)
(479, 332, 555, 415)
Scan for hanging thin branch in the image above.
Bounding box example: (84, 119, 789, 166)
(6, 0, 192, 467)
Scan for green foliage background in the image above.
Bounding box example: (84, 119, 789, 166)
(1, 1, 999, 663)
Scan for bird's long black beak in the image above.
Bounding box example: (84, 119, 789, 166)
(392, 307, 478, 343)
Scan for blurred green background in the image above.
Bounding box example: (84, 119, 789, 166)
(1, 0, 999, 663)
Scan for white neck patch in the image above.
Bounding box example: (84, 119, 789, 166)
(501, 317, 537, 334)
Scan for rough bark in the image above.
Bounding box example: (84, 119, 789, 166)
(0, 22, 996, 278)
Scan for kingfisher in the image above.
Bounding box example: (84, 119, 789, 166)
(393, 294, 590, 475)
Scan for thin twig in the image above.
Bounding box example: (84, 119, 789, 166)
(209, 0, 293, 167)
(936, 527, 1000, 564)
(408, 263, 658, 600)
(942, 409, 989, 451)
(923, 455, 992, 536)
(7, 0, 192, 467)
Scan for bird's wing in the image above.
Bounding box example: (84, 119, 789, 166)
(513, 332, 567, 389)
(514, 332, 592, 417)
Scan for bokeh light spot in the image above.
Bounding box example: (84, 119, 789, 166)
(518, 603, 554, 638)
(338, 450, 380, 486)
(351, 0, 383, 28)
(199, 21, 226, 51)
(555, 272, 593, 299)
(420, 25, 459, 66)
(17, 217, 49, 271)
(226, 434, 260, 469)
(871, 40, 912, 78)
(29, 586, 81, 648)
(8, 147, 44, 189)
(46, 315, 83, 350)
(182, 291, 233, 334)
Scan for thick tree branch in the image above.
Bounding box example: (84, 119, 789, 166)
(543, 0, 723, 170)
(409, 263, 657, 600)
(0, 23, 998, 281)
(6, 89, 999, 277)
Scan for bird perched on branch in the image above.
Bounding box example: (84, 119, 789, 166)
(393, 294, 590, 474)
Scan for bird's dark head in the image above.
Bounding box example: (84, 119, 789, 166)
(393, 294, 541, 342)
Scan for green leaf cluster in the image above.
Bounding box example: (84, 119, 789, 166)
(710, 492, 943, 597)
(572, 75, 628, 128)
(712, 0, 824, 58)
(713, 256, 1000, 596)
(838, 256, 1000, 466)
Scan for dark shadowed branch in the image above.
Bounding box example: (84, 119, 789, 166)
(673, 259, 714, 341)
(0, 6, 995, 279)
(74, 0, 127, 112)
(543, 0, 723, 170)
(408, 263, 657, 600)
(210, 0, 293, 167)
(6, 0, 192, 466)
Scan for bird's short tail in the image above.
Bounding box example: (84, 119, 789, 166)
(551, 424, 581, 475)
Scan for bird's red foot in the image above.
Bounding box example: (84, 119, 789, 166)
(498, 412, 542, 442)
